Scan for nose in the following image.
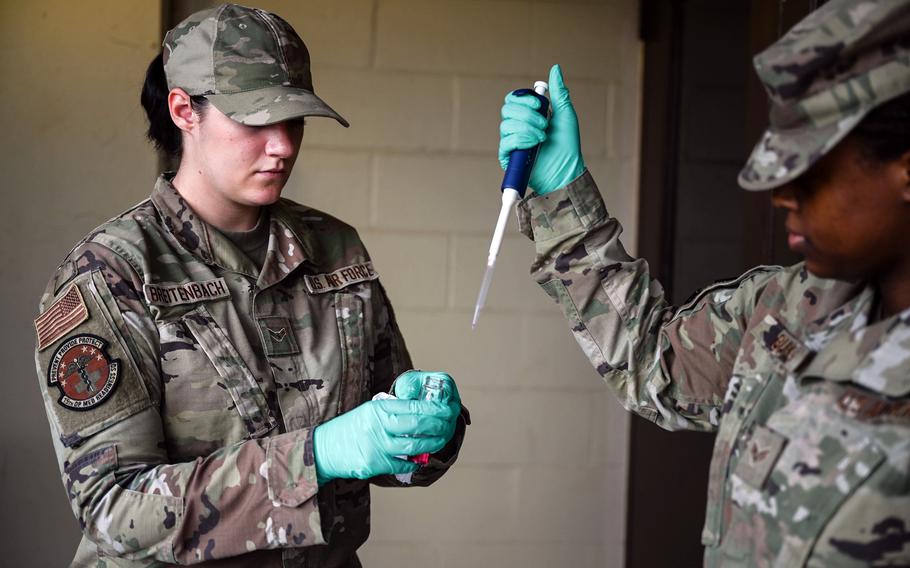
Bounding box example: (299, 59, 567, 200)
(771, 182, 799, 211)
(264, 122, 301, 158)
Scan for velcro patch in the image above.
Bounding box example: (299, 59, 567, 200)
(304, 262, 377, 294)
(47, 334, 120, 411)
(35, 283, 89, 351)
(837, 388, 910, 423)
(734, 425, 787, 489)
(761, 316, 811, 372)
(143, 278, 230, 306)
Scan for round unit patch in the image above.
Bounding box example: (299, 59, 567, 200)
(47, 334, 120, 411)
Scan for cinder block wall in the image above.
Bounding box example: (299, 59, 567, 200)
(0, 1, 161, 565)
(2, 1, 642, 566)
(267, 1, 643, 566)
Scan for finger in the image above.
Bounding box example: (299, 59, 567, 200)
(503, 90, 542, 109)
(385, 457, 419, 475)
(501, 102, 549, 130)
(499, 127, 546, 154)
(548, 64, 573, 111)
(387, 435, 448, 456)
(392, 370, 424, 400)
(499, 132, 546, 169)
(499, 128, 545, 154)
(373, 397, 424, 415)
(376, 405, 452, 436)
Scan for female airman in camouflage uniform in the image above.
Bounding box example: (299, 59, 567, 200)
(499, 0, 910, 565)
(34, 4, 466, 566)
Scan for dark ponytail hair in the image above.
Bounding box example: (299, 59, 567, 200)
(852, 91, 910, 164)
(140, 52, 209, 158)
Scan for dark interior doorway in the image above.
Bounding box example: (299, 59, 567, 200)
(629, 1, 820, 566)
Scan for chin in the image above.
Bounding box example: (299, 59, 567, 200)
(245, 185, 285, 206)
(803, 260, 860, 283)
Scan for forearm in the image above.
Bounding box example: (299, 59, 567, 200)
(519, 171, 761, 431)
(61, 410, 323, 564)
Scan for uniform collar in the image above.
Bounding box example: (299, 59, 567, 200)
(800, 285, 910, 397)
(150, 173, 318, 289)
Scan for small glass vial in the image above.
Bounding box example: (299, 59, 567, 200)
(408, 375, 449, 465)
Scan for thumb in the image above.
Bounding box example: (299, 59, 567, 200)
(393, 370, 424, 400)
(548, 64, 573, 111)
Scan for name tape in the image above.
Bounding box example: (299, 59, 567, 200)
(143, 277, 230, 307)
(305, 262, 378, 294)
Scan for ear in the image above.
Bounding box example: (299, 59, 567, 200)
(898, 148, 910, 203)
(167, 88, 197, 134)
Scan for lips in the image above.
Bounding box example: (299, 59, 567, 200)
(785, 223, 809, 252)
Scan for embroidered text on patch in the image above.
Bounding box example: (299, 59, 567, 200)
(35, 284, 89, 351)
(47, 334, 121, 411)
(305, 262, 378, 294)
(143, 277, 231, 306)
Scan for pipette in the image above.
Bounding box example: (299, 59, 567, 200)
(471, 81, 550, 329)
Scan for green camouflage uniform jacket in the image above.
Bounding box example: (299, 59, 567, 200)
(34, 174, 464, 567)
(517, 171, 910, 567)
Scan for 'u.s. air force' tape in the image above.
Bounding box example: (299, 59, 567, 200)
(143, 278, 231, 306)
(304, 262, 378, 294)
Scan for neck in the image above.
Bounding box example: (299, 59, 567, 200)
(874, 259, 910, 318)
(172, 164, 260, 232)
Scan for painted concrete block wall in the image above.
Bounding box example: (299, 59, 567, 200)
(266, 1, 643, 566)
(2, 1, 642, 565)
(0, 2, 161, 564)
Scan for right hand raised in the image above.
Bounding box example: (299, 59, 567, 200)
(498, 64, 586, 195)
(313, 397, 455, 485)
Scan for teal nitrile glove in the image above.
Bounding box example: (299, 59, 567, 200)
(393, 370, 461, 444)
(498, 64, 585, 195)
(313, 397, 452, 485)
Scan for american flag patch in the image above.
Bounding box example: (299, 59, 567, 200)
(35, 284, 89, 351)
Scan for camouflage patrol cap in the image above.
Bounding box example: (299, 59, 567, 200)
(163, 3, 349, 127)
(739, 0, 910, 190)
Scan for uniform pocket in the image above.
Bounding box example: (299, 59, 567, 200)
(86, 484, 183, 563)
(722, 388, 886, 566)
(179, 305, 276, 439)
(702, 314, 805, 549)
(334, 291, 368, 414)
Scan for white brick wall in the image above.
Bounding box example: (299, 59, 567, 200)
(238, 1, 640, 566)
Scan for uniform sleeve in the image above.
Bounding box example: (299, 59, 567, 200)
(516, 170, 780, 432)
(367, 281, 469, 488)
(35, 242, 326, 565)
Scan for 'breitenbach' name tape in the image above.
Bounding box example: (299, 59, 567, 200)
(143, 278, 230, 306)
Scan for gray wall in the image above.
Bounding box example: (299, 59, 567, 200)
(1, 2, 641, 565)
(0, 1, 160, 564)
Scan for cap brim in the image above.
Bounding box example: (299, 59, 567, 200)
(737, 111, 866, 191)
(206, 86, 350, 128)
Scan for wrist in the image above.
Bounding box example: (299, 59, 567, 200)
(559, 160, 587, 190)
(538, 157, 586, 195)
(312, 424, 333, 486)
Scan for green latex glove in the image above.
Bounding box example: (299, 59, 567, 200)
(313, 396, 453, 485)
(498, 64, 585, 195)
(393, 370, 461, 444)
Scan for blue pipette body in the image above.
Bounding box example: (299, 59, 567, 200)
(501, 88, 551, 198)
(472, 82, 550, 329)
